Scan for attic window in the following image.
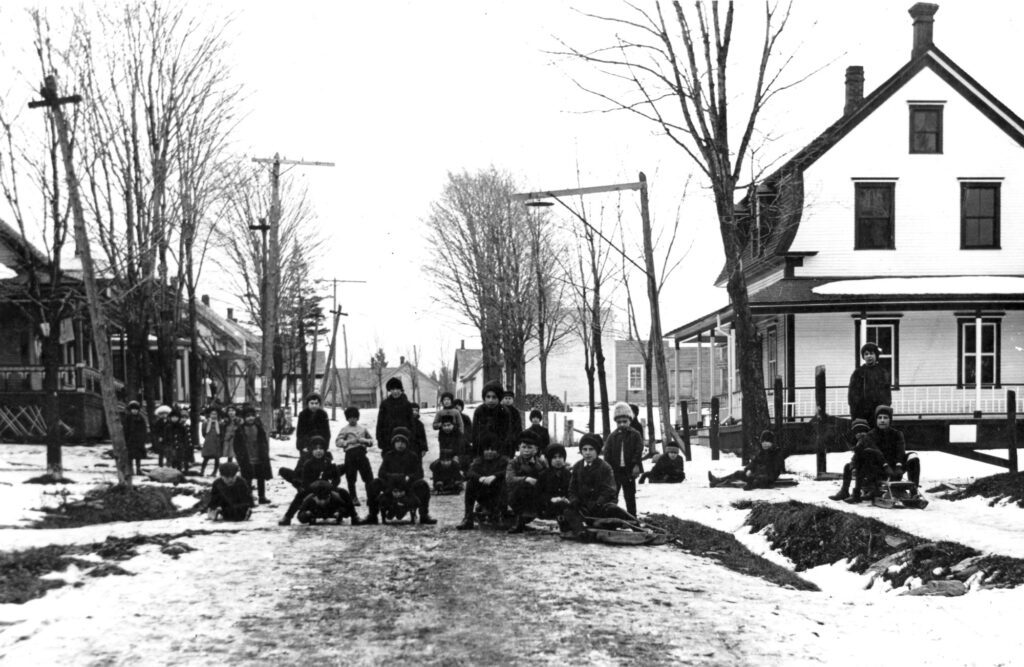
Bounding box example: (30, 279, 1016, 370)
(909, 104, 943, 154)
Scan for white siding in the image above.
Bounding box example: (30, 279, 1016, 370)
(523, 337, 616, 405)
(791, 67, 1024, 277)
(1007, 312, 1024, 384)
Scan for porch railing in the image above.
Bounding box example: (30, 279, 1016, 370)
(765, 383, 1024, 420)
(0, 364, 103, 394)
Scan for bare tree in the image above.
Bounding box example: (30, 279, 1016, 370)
(424, 167, 534, 386)
(563, 1, 802, 455)
(370, 347, 387, 405)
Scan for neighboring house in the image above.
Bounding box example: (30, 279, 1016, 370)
(325, 358, 439, 409)
(452, 344, 482, 403)
(194, 297, 259, 406)
(667, 5, 1024, 432)
(614, 340, 721, 422)
(325, 366, 379, 409)
(385, 356, 440, 407)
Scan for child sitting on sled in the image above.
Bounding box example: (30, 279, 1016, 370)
(429, 449, 464, 494)
(708, 430, 788, 490)
(639, 443, 687, 483)
(207, 462, 253, 521)
(297, 480, 359, 525)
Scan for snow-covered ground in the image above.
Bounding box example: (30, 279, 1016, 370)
(1, 408, 1023, 664)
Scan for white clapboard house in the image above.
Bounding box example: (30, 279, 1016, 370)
(667, 4, 1023, 444)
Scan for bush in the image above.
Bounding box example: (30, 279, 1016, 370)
(524, 393, 564, 412)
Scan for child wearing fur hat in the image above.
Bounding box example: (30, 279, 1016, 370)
(708, 430, 788, 490)
(862, 404, 920, 489)
(376, 377, 415, 456)
(639, 443, 686, 484)
(208, 462, 253, 521)
(453, 398, 473, 436)
(335, 406, 375, 506)
(432, 392, 464, 434)
(525, 410, 551, 451)
(561, 434, 637, 537)
(234, 407, 272, 503)
(364, 429, 436, 525)
(429, 449, 464, 494)
(220, 404, 241, 463)
(472, 381, 513, 458)
(279, 436, 348, 525)
(839, 419, 890, 503)
(297, 480, 359, 525)
(538, 444, 572, 519)
(505, 431, 548, 533)
(122, 401, 149, 475)
(602, 402, 646, 516)
(199, 406, 222, 476)
(296, 392, 331, 456)
(847, 342, 892, 422)
(456, 433, 509, 530)
(163, 408, 191, 473)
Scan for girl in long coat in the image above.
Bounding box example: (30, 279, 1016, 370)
(200, 407, 222, 476)
(163, 409, 191, 473)
(221, 405, 240, 462)
(122, 401, 149, 475)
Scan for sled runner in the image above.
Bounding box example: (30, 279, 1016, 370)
(871, 481, 929, 510)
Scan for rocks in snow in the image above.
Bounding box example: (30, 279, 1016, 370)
(147, 467, 185, 484)
(900, 580, 967, 597)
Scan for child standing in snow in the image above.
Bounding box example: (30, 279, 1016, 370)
(411, 403, 429, 459)
(122, 401, 149, 475)
(207, 461, 253, 521)
(220, 404, 240, 463)
(525, 410, 551, 452)
(163, 408, 191, 473)
(334, 407, 375, 507)
(234, 407, 272, 504)
(433, 392, 464, 434)
(199, 407, 222, 476)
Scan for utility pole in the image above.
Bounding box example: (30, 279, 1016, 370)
(251, 154, 333, 429)
(316, 277, 365, 420)
(30, 74, 130, 486)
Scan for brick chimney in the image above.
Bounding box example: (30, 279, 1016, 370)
(844, 66, 864, 116)
(227, 307, 234, 321)
(400, 355, 405, 365)
(460, 339, 465, 349)
(201, 294, 210, 306)
(909, 3, 939, 58)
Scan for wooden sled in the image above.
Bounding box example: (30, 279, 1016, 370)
(872, 481, 929, 509)
(717, 475, 800, 489)
(579, 516, 669, 546)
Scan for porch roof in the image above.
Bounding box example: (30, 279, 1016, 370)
(666, 276, 1024, 342)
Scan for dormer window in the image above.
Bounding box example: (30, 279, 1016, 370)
(909, 103, 943, 153)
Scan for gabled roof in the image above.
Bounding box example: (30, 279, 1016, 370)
(716, 44, 1024, 286)
(454, 347, 482, 376)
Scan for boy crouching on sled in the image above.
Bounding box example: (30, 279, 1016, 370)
(365, 428, 437, 525)
(456, 433, 509, 530)
(537, 444, 572, 519)
(207, 461, 253, 521)
(429, 448, 464, 494)
(298, 479, 359, 525)
(505, 430, 548, 534)
(560, 434, 637, 539)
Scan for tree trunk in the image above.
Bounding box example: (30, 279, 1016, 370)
(41, 317, 64, 478)
(585, 365, 596, 434)
(539, 350, 550, 426)
(187, 291, 202, 450)
(640, 174, 674, 454)
(644, 335, 656, 447)
(592, 294, 611, 438)
(481, 325, 503, 386)
(298, 313, 309, 400)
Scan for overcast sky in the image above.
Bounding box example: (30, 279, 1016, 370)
(3, 1, 1022, 375)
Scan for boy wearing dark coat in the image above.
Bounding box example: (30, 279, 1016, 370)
(505, 431, 548, 533)
(561, 434, 637, 537)
(410, 404, 429, 459)
(538, 444, 572, 519)
(708, 430, 788, 490)
(296, 392, 331, 455)
(297, 480, 358, 525)
(456, 433, 509, 530)
(122, 401, 149, 475)
(436, 413, 469, 470)
(525, 410, 551, 452)
(640, 443, 686, 484)
(429, 449, 464, 494)
(376, 377, 415, 456)
(864, 404, 920, 486)
(847, 342, 892, 422)
(234, 407, 272, 504)
(152, 408, 169, 467)
(364, 429, 436, 525)
(162, 409, 191, 473)
(207, 462, 253, 521)
(472, 381, 513, 459)
(603, 402, 646, 516)
(453, 398, 473, 440)
(501, 390, 523, 450)
(279, 437, 350, 525)
(843, 421, 890, 503)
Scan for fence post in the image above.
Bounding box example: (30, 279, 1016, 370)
(815, 365, 827, 477)
(563, 418, 574, 448)
(774, 376, 784, 444)
(680, 400, 692, 461)
(1008, 390, 1018, 474)
(710, 396, 720, 461)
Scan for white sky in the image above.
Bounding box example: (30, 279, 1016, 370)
(3, 0, 1022, 375)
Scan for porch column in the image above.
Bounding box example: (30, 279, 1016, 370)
(859, 314, 868, 353)
(975, 313, 983, 413)
(178, 349, 187, 403)
(727, 324, 736, 420)
(696, 332, 703, 421)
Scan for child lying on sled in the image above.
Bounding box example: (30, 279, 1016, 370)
(707, 430, 789, 490)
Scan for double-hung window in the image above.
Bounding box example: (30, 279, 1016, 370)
(854, 182, 895, 249)
(855, 319, 900, 388)
(958, 318, 1000, 388)
(909, 105, 943, 153)
(627, 364, 643, 391)
(960, 182, 1000, 249)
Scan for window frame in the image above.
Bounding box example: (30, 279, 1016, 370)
(909, 104, 943, 154)
(626, 364, 644, 392)
(960, 182, 1001, 250)
(957, 318, 1001, 389)
(854, 182, 896, 250)
(765, 325, 778, 383)
(854, 319, 900, 389)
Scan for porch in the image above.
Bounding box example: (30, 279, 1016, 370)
(0, 364, 110, 442)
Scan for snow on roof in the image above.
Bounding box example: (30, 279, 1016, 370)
(812, 276, 1024, 296)
(0, 261, 15, 280)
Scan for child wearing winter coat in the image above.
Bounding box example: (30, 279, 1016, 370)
(437, 413, 469, 470)
(279, 436, 347, 525)
(199, 407, 222, 476)
(538, 444, 571, 519)
(472, 381, 513, 458)
(640, 443, 687, 484)
(122, 401, 149, 475)
(207, 462, 253, 521)
(505, 431, 548, 533)
(411, 404, 429, 459)
(163, 409, 191, 473)
(220, 405, 241, 462)
(429, 449, 464, 494)
(708, 430, 788, 490)
(525, 410, 551, 452)
(297, 480, 359, 525)
(234, 407, 272, 504)
(335, 406, 374, 507)
(152, 408, 169, 467)
(432, 392, 464, 434)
